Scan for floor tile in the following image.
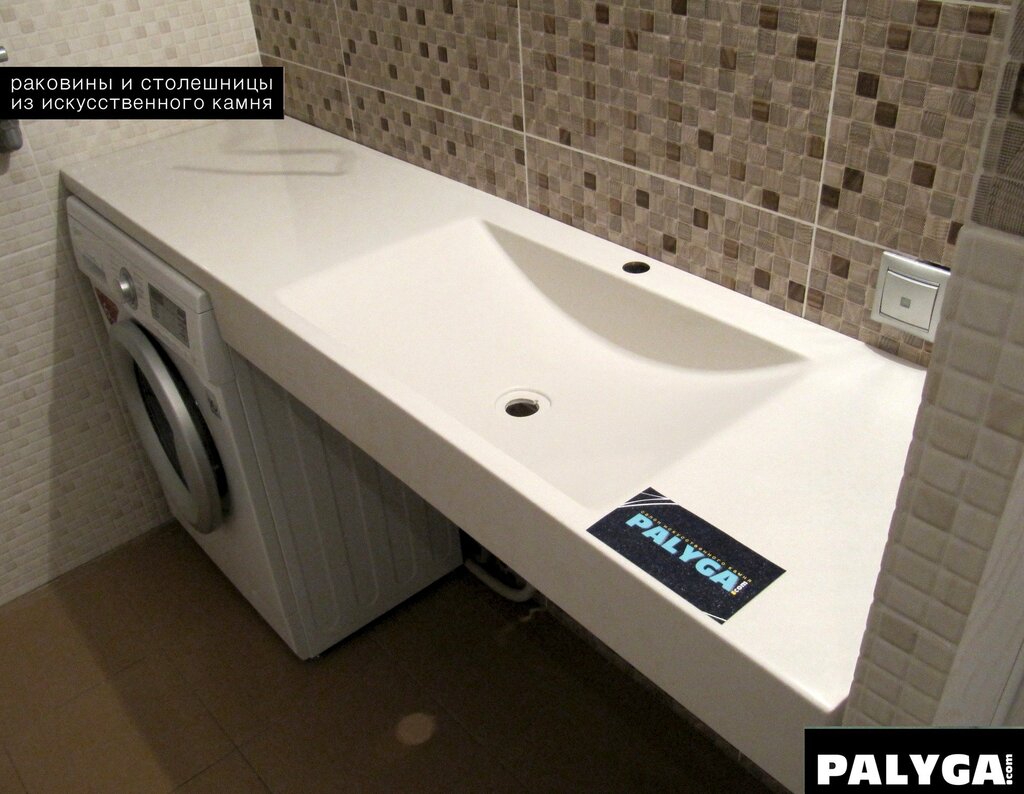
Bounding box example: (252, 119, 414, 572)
(6, 656, 233, 794)
(172, 616, 385, 745)
(94, 524, 244, 638)
(0, 575, 149, 743)
(86, 526, 307, 739)
(0, 526, 776, 793)
(0, 748, 25, 794)
(175, 752, 269, 794)
(241, 645, 521, 794)
(364, 568, 533, 686)
(417, 616, 570, 752)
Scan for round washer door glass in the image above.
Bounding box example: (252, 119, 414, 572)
(108, 320, 226, 534)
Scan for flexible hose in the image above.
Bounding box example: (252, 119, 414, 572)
(464, 557, 537, 602)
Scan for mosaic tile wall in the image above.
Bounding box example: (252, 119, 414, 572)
(0, 1, 259, 605)
(845, 0, 1024, 727)
(254, 0, 1012, 366)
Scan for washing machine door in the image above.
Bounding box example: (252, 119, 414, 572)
(108, 320, 224, 534)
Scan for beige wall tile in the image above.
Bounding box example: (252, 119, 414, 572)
(806, 229, 932, 364)
(261, 55, 353, 139)
(338, 0, 523, 128)
(822, 0, 1005, 266)
(0, 137, 51, 261)
(521, 0, 840, 223)
(528, 136, 813, 315)
(350, 82, 528, 205)
(0, 0, 258, 606)
(251, 0, 345, 76)
(2, 0, 255, 68)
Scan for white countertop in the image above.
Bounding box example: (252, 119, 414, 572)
(62, 118, 926, 790)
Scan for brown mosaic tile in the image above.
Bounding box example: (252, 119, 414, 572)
(337, 0, 523, 128)
(249, 0, 345, 75)
(807, 230, 932, 366)
(521, 0, 843, 224)
(527, 138, 813, 316)
(348, 83, 527, 204)
(821, 0, 1007, 267)
(263, 55, 354, 139)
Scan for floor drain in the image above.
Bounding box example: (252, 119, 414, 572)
(623, 261, 650, 274)
(505, 398, 540, 418)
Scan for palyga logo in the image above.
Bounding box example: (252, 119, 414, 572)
(806, 728, 1019, 791)
(817, 754, 1012, 786)
(625, 512, 742, 593)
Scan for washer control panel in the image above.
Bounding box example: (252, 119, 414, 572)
(66, 196, 234, 384)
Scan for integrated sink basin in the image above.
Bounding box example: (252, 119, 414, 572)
(278, 220, 805, 509)
(61, 118, 928, 791)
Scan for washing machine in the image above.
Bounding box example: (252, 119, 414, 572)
(67, 196, 463, 658)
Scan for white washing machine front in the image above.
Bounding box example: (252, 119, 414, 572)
(68, 197, 305, 653)
(68, 195, 463, 661)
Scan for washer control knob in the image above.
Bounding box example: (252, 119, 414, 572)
(116, 267, 138, 309)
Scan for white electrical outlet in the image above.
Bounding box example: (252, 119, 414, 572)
(870, 252, 950, 342)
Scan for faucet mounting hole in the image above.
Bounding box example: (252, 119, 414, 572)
(623, 261, 650, 274)
(505, 398, 540, 418)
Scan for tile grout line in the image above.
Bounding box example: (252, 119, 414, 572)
(802, 0, 851, 320)
(929, 0, 1011, 7)
(515, 0, 531, 208)
(328, 0, 359, 141)
(0, 237, 55, 267)
(0, 744, 28, 793)
(524, 131, 820, 230)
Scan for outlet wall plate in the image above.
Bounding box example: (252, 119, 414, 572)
(870, 252, 950, 342)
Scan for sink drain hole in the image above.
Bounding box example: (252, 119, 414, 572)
(505, 398, 540, 418)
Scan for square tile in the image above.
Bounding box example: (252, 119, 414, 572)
(5, 656, 233, 793)
(521, 0, 843, 223)
(527, 137, 813, 316)
(822, 0, 1007, 266)
(250, 0, 345, 75)
(0, 242, 97, 388)
(337, 0, 523, 128)
(349, 83, 527, 204)
(0, 136, 51, 260)
(240, 646, 520, 794)
(4, 0, 255, 68)
(263, 54, 354, 138)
